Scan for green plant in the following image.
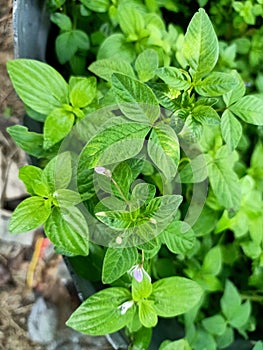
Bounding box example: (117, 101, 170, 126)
(6, 2, 263, 349)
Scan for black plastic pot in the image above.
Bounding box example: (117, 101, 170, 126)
(12, 2, 257, 349)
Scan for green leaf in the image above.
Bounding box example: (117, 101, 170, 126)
(102, 247, 138, 284)
(42, 152, 72, 192)
(56, 30, 90, 64)
(252, 342, 263, 350)
(6, 125, 56, 159)
(53, 189, 82, 207)
(156, 67, 191, 90)
(151, 277, 203, 317)
(177, 154, 208, 183)
(69, 76, 96, 108)
(202, 246, 222, 276)
(131, 183, 156, 208)
(229, 95, 263, 125)
(8, 197, 51, 233)
(148, 124, 180, 179)
(80, 0, 109, 12)
(195, 72, 237, 96)
(118, 6, 145, 38)
(132, 272, 152, 301)
(138, 300, 158, 328)
(159, 339, 192, 350)
(131, 327, 152, 350)
(50, 13, 72, 31)
(145, 195, 183, 223)
(220, 280, 241, 321)
(66, 287, 133, 335)
(89, 58, 135, 81)
(228, 300, 251, 329)
(182, 9, 219, 79)
(7, 59, 68, 114)
(135, 49, 159, 82)
(207, 147, 241, 211)
(221, 110, 242, 151)
(202, 314, 226, 336)
(19, 166, 43, 196)
(215, 327, 234, 349)
(223, 71, 245, 106)
(44, 206, 89, 256)
(162, 221, 195, 255)
(78, 122, 151, 168)
(111, 73, 160, 123)
(192, 105, 220, 125)
(98, 34, 135, 62)
(43, 108, 74, 149)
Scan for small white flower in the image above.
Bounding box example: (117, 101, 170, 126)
(129, 264, 151, 283)
(116, 236, 122, 244)
(94, 166, 112, 178)
(118, 300, 134, 315)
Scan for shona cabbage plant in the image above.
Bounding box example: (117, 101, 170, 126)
(6, 1, 263, 349)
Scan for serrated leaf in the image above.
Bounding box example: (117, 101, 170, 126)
(8, 197, 51, 233)
(78, 122, 151, 168)
(7, 59, 68, 114)
(207, 147, 241, 211)
(192, 105, 220, 125)
(102, 247, 138, 283)
(44, 206, 89, 256)
(229, 95, 263, 125)
(202, 314, 226, 336)
(135, 49, 159, 82)
(88, 58, 135, 81)
(19, 166, 44, 196)
(69, 76, 96, 108)
(42, 152, 72, 192)
(182, 9, 219, 79)
(111, 73, 160, 123)
(221, 109, 242, 151)
(138, 300, 158, 328)
(66, 287, 133, 335)
(162, 221, 195, 255)
(195, 72, 237, 96)
(156, 67, 191, 90)
(151, 277, 203, 317)
(43, 108, 74, 149)
(148, 124, 180, 179)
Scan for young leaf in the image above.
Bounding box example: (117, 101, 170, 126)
(80, 0, 110, 12)
(156, 67, 191, 90)
(132, 272, 152, 301)
(102, 247, 138, 284)
(194, 72, 237, 96)
(192, 105, 220, 125)
(88, 58, 135, 81)
(151, 277, 203, 317)
(206, 147, 241, 211)
(19, 166, 44, 196)
(223, 71, 246, 106)
(159, 339, 192, 350)
(8, 197, 51, 233)
(118, 6, 145, 38)
(54, 189, 82, 207)
(182, 9, 219, 79)
(50, 13, 72, 31)
(131, 327, 152, 350)
(148, 124, 180, 179)
(131, 183, 156, 208)
(78, 122, 151, 168)
(229, 95, 263, 125)
(220, 280, 242, 322)
(111, 73, 160, 123)
(138, 300, 158, 328)
(162, 221, 195, 255)
(7, 59, 68, 114)
(145, 195, 183, 224)
(43, 108, 75, 149)
(69, 76, 97, 108)
(66, 287, 133, 335)
(202, 246, 222, 276)
(135, 49, 159, 82)
(44, 206, 89, 256)
(221, 109, 242, 151)
(42, 152, 72, 192)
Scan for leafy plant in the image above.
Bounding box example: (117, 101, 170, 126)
(6, 1, 263, 349)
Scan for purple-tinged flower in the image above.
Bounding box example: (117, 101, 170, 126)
(94, 166, 112, 178)
(118, 300, 134, 315)
(129, 264, 151, 283)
